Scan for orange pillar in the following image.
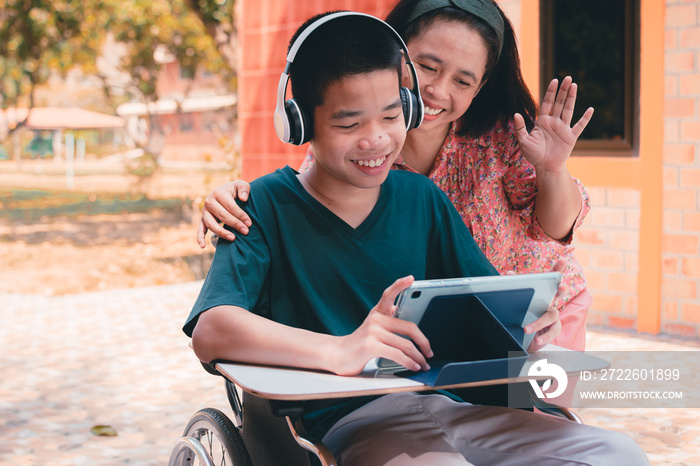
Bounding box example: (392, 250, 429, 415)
(635, 0, 664, 335)
(518, 0, 539, 100)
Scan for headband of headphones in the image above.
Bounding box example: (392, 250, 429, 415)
(273, 11, 424, 145)
(404, 0, 504, 58)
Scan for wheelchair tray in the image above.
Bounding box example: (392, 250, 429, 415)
(212, 289, 609, 401)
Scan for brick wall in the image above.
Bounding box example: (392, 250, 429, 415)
(662, 0, 700, 338)
(573, 188, 641, 330)
(571, 0, 700, 339)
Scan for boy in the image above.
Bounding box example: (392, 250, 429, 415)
(184, 11, 648, 465)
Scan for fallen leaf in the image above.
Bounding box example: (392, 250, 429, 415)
(90, 425, 118, 437)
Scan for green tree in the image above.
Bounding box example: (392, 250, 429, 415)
(0, 0, 108, 132)
(105, 0, 234, 101)
(0, 0, 237, 165)
(100, 0, 236, 177)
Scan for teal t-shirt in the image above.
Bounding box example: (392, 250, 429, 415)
(184, 166, 496, 336)
(183, 165, 498, 437)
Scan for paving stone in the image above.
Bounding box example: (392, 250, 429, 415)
(1, 282, 698, 464)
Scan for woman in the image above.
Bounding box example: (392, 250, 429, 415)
(196, 0, 594, 352)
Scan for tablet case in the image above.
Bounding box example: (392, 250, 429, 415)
(389, 294, 529, 387)
(472, 288, 534, 348)
(391, 273, 561, 351)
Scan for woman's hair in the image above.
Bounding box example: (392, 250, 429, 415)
(289, 13, 403, 137)
(385, 0, 538, 138)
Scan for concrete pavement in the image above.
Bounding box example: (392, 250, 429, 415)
(1, 281, 699, 465)
(1, 282, 227, 465)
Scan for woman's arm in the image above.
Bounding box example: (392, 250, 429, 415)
(514, 76, 594, 241)
(197, 151, 317, 247)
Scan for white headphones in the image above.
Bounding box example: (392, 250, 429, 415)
(273, 11, 424, 145)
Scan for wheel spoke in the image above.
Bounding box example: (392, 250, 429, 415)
(175, 408, 251, 466)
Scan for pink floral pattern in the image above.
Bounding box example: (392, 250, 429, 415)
(392, 121, 589, 310)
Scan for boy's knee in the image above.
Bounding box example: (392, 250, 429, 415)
(606, 430, 649, 465)
(586, 428, 649, 465)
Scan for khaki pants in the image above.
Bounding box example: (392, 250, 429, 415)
(322, 392, 648, 466)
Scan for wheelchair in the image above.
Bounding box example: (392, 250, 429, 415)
(168, 357, 582, 466)
(169, 360, 339, 466)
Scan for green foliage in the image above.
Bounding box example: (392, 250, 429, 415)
(90, 425, 118, 437)
(0, 0, 236, 108)
(0, 0, 236, 187)
(0, 0, 107, 107)
(107, 0, 234, 102)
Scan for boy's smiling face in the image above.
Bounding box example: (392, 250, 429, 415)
(309, 69, 407, 191)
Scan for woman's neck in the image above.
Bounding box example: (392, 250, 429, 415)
(400, 123, 451, 176)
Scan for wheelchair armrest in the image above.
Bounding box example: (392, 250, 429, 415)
(200, 360, 224, 377)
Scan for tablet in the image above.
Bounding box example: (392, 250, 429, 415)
(378, 272, 562, 369)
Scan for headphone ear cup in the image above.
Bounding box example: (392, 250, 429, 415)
(400, 86, 422, 131)
(285, 98, 310, 145)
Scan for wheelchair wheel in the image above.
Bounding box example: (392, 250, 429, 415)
(174, 407, 252, 466)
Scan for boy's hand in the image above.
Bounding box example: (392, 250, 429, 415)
(197, 180, 253, 248)
(331, 276, 434, 376)
(525, 258, 566, 351)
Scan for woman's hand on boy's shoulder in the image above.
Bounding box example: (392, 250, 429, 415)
(197, 180, 253, 248)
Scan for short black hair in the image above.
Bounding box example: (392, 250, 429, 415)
(288, 12, 404, 137)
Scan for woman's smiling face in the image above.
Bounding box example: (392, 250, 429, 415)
(406, 18, 489, 133)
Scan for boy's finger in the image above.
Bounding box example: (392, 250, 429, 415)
(378, 345, 424, 372)
(550, 257, 567, 273)
(385, 317, 433, 359)
(530, 319, 562, 350)
(381, 331, 431, 371)
(375, 275, 414, 315)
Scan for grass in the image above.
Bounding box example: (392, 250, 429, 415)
(0, 188, 189, 222)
